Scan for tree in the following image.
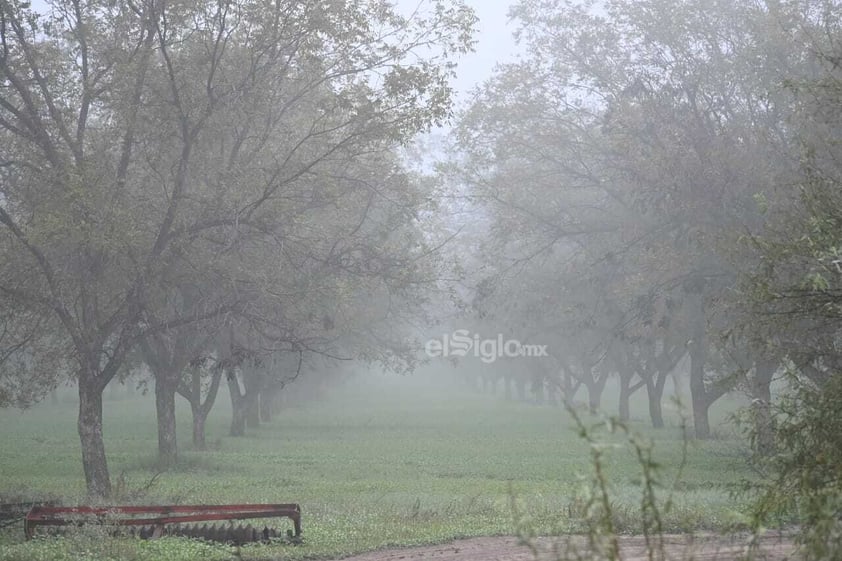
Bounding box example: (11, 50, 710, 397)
(0, 0, 474, 496)
(139, 286, 219, 466)
(736, 4, 842, 470)
(177, 353, 224, 451)
(449, 0, 817, 437)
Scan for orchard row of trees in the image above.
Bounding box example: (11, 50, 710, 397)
(4, 1, 842, 527)
(0, 0, 475, 497)
(446, 0, 842, 454)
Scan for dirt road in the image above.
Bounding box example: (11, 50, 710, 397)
(330, 533, 795, 561)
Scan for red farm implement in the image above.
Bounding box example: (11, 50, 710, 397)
(24, 503, 302, 545)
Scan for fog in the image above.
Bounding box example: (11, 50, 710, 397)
(0, 0, 840, 516)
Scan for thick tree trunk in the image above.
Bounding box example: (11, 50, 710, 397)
(78, 380, 111, 498)
(155, 377, 178, 468)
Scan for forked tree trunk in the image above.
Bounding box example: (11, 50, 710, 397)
(178, 365, 223, 451)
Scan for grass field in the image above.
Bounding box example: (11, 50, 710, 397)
(0, 372, 753, 561)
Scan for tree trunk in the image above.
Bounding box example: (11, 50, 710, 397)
(515, 377, 527, 401)
(78, 380, 111, 498)
(646, 377, 665, 428)
(192, 409, 207, 450)
(482, 373, 495, 394)
(155, 377, 178, 468)
(260, 386, 279, 423)
(618, 370, 633, 422)
(179, 366, 223, 451)
(618, 390, 630, 421)
(246, 393, 261, 428)
(227, 373, 246, 437)
(750, 358, 777, 456)
(241, 365, 263, 429)
(686, 281, 712, 439)
(585, 377, 606, 413)
(691, 391, 711, 439)
(554, 364, 581, 408)
(531, 375, 545, 404)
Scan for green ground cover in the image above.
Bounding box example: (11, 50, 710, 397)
(0, 374, 751, 560)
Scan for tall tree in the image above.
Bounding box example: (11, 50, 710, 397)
(0, 0, 474, 496)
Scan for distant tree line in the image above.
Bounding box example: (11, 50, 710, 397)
(446, 0, 842, 445)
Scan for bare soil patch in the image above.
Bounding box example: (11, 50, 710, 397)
(330, 533, 795, 561)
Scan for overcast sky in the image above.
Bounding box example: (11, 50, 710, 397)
(445, 1, 522, 100)
(27, 0, 521, 101)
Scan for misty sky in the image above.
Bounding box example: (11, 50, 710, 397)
(442, 0, 521, 99)
(28, 0, 522, 101)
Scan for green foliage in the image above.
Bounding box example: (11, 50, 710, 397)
(0, 535, 231, 561)
(513, 403, 690, 561)
(741, 372, 842, 561)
